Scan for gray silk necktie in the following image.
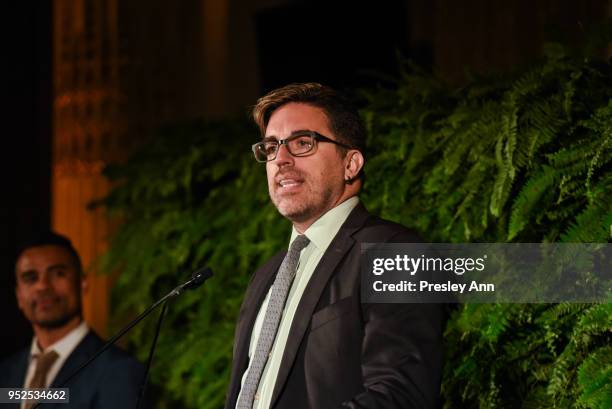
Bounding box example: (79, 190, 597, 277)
(236, 234, 310, 409)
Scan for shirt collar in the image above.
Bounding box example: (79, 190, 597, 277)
(290, 196, 359, 250)
(30, 320, 89, 360)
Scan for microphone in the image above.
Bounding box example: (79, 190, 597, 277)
(31, 266, 213, 409)
(171, 266, 213, 296)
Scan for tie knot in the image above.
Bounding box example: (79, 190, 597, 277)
(36, 350, 59, 371)
(290, 235, 310, 253)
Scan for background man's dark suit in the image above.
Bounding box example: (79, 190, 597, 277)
(226, 204, 445, 409)
(0, 330, 146, 409)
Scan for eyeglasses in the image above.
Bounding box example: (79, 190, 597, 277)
(252, 131, 352, 163)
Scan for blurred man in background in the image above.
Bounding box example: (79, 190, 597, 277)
(0, 231, 146, 408)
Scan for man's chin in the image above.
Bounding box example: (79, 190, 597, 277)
(276, 205, 311, 224)
(34, 312, 80, 329)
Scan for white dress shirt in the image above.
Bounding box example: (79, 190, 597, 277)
(236, 196, 359, 409)
(21, 321, 89, 408)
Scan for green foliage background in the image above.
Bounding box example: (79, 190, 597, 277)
(99, 45, 611, 408)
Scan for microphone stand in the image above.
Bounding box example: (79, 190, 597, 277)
(31, 267, 213, 409)
(136, 298, 169, 409)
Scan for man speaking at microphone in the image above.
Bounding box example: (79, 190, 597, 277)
(0, 231, 147, 408)
(226, 83, 444, 409)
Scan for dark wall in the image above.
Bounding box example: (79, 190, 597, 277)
(255, 0, 413, 95)
(256, 0, 608, 89)
(425, 0, 608, 83)
(1, 1, 52, 358)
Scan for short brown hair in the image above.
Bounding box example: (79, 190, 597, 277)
(252, 83, 366, 154)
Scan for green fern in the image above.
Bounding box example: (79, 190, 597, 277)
(99, 40, 612, 409)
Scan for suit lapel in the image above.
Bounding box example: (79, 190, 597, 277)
(51, 331, 101, 388)
(227, 250, 286, 408)
(5, 348, 29, 388)
(270, 204, 371, 407)
(2, 349, 28, 409)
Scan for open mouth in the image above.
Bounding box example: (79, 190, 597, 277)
(279, 178, 303, 188)
(276, 173, 305, 193)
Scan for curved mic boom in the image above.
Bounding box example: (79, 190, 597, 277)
(173, 267, 213, 296)
(186, 266, 213, 289)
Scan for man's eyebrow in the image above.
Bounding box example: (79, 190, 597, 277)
(19, 269, 37, 278)
(47, 263, 70, 272)
(289, 129, 312, 136)
(262, 136, 278, 142)
(263, 130, 313, 141)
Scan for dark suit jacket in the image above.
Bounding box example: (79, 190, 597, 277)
(0, 330, 147, 409)
(226, 204, 444, 409)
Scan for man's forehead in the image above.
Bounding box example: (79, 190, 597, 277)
(265, 103, 331, 137)
(16, 245, 76, 271)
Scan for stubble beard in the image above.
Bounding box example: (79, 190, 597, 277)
(36, 312, 80, 329)
(30, 300, 81, 329)
(272, 183, 337, 225)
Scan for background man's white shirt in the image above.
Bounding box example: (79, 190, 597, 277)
(21, 321, 89, 409)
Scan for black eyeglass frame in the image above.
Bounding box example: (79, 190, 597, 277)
(251, 131, 353, 163)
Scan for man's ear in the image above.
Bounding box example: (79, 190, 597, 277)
(344, 150, 364, 183)
(15, 285, 24, 312)
(80, 274, 88, 295)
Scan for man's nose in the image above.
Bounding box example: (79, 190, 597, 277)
(273, 143, 294, 166)
(34, 273, 51, 291)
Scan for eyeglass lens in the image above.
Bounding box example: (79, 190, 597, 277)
(256, 134, 315, 161)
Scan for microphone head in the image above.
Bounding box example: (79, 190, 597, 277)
(185, 266, 213, 290)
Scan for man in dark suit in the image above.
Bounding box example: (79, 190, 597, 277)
(226, 83, 444, 409)
(0, 232, 146, 408)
